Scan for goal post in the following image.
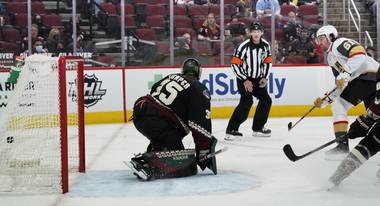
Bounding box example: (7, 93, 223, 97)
(0, 55, 85, 194)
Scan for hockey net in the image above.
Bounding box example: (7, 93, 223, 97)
(0, 55, 85, 194)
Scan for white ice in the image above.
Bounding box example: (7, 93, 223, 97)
(1, 117, 380, 206)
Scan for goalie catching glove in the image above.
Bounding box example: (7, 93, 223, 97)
(197, 136, 218, 175)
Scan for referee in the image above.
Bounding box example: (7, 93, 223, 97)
(225, 22, 273, 141)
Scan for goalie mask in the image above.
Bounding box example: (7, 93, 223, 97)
(181, 58, 202, 80)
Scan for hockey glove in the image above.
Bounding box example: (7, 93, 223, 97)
(197, 136, 218, 175)
(336, 72, 351, 90)
(347, 115, 375, 139)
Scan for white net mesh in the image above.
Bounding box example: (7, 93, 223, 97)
(0, 54, 83, 193)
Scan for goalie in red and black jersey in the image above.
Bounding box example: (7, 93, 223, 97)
(328, 99, 380, 187)
(128, 58, 217, 181)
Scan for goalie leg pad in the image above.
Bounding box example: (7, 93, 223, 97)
(131, 149, 198, 181)
(329, 150, 364, 186)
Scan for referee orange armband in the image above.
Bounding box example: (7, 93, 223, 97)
(263, 56, 272, 63)
(231, 57, 243, 65)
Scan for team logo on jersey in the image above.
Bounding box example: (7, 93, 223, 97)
(68, 74, 107, 108)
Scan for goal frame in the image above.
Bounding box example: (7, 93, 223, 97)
(59, 56, 85, 193)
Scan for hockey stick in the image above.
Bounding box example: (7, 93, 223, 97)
(287, 87, 337, 131)
(283, 135, 347, 162)
(199, 146, 228, 162)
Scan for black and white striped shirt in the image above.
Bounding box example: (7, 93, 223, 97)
(231, 38, 272, 80)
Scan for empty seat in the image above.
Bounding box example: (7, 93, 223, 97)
(192, 17, 205, 30)
(213, 41, 235, 55)
(299, 4, 318, 16)
(14, 13, 27, 27)
(2, 28, 22, 43)
(42, 14, 62, 27)
(193, 40, 213, 56)
(147, 15, 166, 29)
(31, 1, 46, 14)
(116, 4, 135, 15)
(155, 40, 170, 56)
(284, 55, 306, 64)
(302, 15, 319, 28)
(239, 17, 254, 26)
(136, 28, 157, 41)
(174, 16, 192, 28)
(7, 2, 26, 14)
(99, 2, 117, 15)
(188, 5, 209, 17)
(0, 41, 20, 54)
(116, 15, 137, 29)
(146, 4, 166, 16)
(174, 5, 187, 15)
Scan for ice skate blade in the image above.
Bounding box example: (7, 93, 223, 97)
(224, 134, 242, 142)
(123, 161, 149, 181)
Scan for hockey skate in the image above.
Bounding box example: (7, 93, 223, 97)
(325, 141, 349, 161)
(125, 154, 152, 181)
(225, 130, 243, 141)
(252, 127, 271, 137)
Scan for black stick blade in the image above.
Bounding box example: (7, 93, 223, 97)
(287, 122, 292, 131)
(283, 144, 299, 162)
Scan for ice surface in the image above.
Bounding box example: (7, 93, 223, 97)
(1, 117, 380, 206)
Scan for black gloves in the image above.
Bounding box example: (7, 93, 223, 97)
(348, 115, 375, 139)
(197, 136, 218, 175)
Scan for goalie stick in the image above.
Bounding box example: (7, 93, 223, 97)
(199, 146, 228, 162)
(283, 135, 347, 162)
(288, 87, 337, 131)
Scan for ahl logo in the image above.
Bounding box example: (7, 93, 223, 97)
(68, 74, 107, 108)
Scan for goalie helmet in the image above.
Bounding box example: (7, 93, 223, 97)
(181, 58, 202, 80)
(316, 25, 338, 40)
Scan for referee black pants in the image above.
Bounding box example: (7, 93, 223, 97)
(227, 78, 272, 132)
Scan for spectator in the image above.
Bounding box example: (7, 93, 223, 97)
(46, 28, 64, 54)
(282, 11, 301, 42)
(366, 46, 376, 58)
(22, 24, 45, 52)
(175, 0, 194, 4)
(225, 15, 248, 46)
(174, 33, 194, 55)
(236, 0, 255, 17)
(256, 0, 281, 18)
(194, 0, 209, 5)
(290, 27, 319, 63)
(198, 13, 220, 41)
(32, 40, 47, 54)
(279, 0, 298, 6)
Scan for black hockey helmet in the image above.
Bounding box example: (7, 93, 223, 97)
(249, 22, 264, 31)
(181, 58, 202, 80)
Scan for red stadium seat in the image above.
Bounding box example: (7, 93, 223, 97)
(192, 17, 205, 30)
(146, 5, 166, 16)
(42, 14, 62, 27)
(193, 40, 213, 56)
(174, 5, 187, 15)
(0, 41, 20, 54)
(299, 4, 318, 16)
(188, 5, 209, 17)
(155, 40, 170, 56)
(213, 41, 235, 55)
(116, 4, 135, 15)
(116, 15, 137, 29)
(174, 16, 192, 28)
(2, 28, 22, 44)
(31, 1, 46, 15)
(132, 0, 151, 3)
(99, 2, 117, 15)
(302, 15, 319, 28)
(136, 28, 157, 41)
(147, 15, 166, 29)
(284, 55, 307, 64)
(14, 13, 28, 27)
(239, 17, 254, 26)
(7, 2, 26, 14)
(280, 4, 296, 16)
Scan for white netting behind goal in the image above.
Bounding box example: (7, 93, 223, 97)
(0, 54, 84, 193)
